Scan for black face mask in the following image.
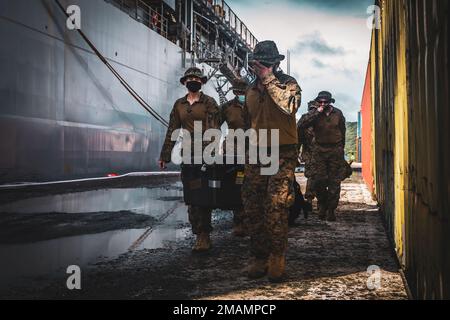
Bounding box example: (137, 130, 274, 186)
(186, 81, 202, 93)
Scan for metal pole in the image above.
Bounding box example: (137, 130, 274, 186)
(287, 50, 291, 76)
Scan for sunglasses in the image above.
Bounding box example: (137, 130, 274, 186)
(260, 62, 273, 68)
(250, 60, 274, 68)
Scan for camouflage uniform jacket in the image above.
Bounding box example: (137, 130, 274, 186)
(244, 71, 302, 147)
(159, 92, 221, 162)
(297, 116, 315, 162)
(297, 106, 346, 148)
(220, 97, 247, 130)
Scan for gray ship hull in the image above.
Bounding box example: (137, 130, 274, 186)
(0, 0, 218, 183)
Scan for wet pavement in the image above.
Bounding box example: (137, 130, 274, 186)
(0, 177, 188, 288)
(0, 175, 408, 299)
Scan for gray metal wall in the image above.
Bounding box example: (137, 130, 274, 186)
(0, 0, 217, 183)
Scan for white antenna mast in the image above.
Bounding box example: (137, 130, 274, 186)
(287, 50, 291, 75)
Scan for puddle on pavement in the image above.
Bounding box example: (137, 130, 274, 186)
(0, 184, 191, 289)
(0, 183, 184, 217)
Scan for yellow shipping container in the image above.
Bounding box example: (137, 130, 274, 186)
(369, 0, 449, 299)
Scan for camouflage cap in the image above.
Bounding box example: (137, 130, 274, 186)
(307, 100, 317, 111)
(315, 91, 335, 103)
(180, 67, 208, 84)
(230, 78, 248, 92)
(249, 40, 285, 65)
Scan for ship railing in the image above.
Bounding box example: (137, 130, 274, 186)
(108, 0, 169, 39)
(202, 0, 258, 50)
(135, 0, 168, 38)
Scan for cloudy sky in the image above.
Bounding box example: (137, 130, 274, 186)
(228, 0, 373, 121)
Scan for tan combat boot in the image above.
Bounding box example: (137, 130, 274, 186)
(246, 257, 268, 279)
(327, 210, 336, 222)
(192, 233, 211, 252)
(268, 253, 286, 282)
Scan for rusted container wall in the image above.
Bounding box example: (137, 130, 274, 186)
(361, 63, 373, 192)
(370, 0, 449, 299)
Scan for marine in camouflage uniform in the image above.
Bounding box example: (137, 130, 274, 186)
(298, 91, 350, 222)
(296, 101, 317, 218)
(298, 101, 317, 203)
(159, 67, 221, 251)
(242, 41, 302, 281)
(219, 79, 248, 237)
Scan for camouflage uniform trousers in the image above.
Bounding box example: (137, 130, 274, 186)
(305, 179, 315, 202)
(223, 137, 246, 228)
(182, 161, 214, 236)
(188, 206, 213, 235)
(302, 149, 316, 202)
(309, 144, 347, 211)
(242, 146, 298, 259)
(233, 208, 245, 225)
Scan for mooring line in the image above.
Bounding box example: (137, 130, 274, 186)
(127, 201, 183, 251)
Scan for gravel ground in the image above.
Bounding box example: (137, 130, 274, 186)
(1, 175, 408, 300)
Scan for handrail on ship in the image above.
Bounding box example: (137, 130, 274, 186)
(202, 0, 257, 50)
(109, 0, 169, 39)
(136, 0, 169, 38)
(107, 0, 257, 50)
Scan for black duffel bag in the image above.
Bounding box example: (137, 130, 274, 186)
(181, 156, 245, 210)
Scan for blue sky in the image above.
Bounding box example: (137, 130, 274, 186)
(228, 0, 374, 121)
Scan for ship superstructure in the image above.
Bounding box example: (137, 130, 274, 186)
(0, 0, 257, 183)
